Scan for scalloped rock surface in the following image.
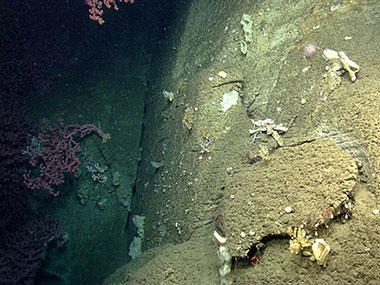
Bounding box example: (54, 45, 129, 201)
(221, 138, 358, 257)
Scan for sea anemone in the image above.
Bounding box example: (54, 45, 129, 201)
(303, 43, 319, 58)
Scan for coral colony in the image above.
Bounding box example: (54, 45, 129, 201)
(23, 118, 108, 197)
(85, 0, 135, 24)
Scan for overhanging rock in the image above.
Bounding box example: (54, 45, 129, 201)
(220, 138, 358, 257)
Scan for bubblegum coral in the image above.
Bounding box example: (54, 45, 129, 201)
(85, 0, 135, 25)
(23, 118, 109, 196)
(0, 216, 64, 284)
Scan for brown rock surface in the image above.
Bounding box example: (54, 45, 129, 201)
(221, 138, 358, 257)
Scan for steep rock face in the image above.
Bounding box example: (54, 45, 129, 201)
(106, 0, 380, 284)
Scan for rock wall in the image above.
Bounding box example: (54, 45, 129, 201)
(107, 0, 380, 284)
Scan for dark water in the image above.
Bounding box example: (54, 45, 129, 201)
(0, 0, 187, 284)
